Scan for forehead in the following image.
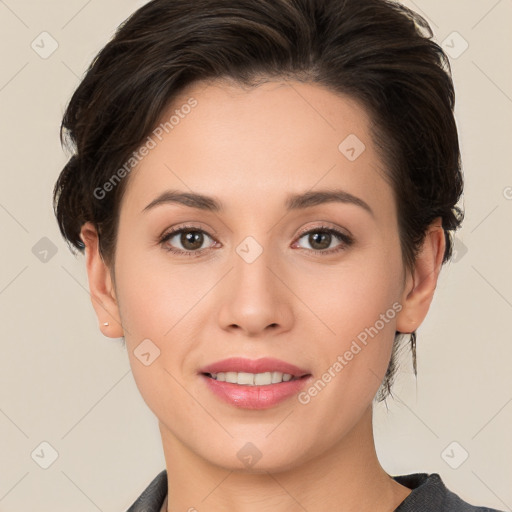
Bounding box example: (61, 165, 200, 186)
(121, 79, 395, 222)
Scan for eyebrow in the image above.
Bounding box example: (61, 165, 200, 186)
(142, 189, 374, 217)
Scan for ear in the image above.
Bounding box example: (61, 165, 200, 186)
(395, 217, 446, 334)
(80, 222, 124, 338)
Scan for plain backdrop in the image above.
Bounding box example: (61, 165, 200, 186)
(0, 0, 511, 510)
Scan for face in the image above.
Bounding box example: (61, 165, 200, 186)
(100, 79, 416, 472)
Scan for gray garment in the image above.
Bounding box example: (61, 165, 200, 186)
(393, 473, 505, 512)
(126, 469, 167, 512)
(126, 470, 506, 511)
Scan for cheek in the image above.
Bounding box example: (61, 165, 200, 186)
(113, 243, 221, 408)
(114, 244, 207, 338)
(279, 255, 403, 454)
(305, 250, 403, 395)
(306, 249, 402, 340)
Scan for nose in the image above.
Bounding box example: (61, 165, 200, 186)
(217, 240, 294, 337)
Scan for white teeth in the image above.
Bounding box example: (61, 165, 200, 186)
(237, 372, 255, 385)
(225, 371, 237, 383)
(271, 371, 283, 383)
(254, 372, 272, 385)
(209, 371, 296, 385)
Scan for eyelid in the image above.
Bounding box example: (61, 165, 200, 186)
(158, 221, 218, 240)
(295, 221, 353, 240)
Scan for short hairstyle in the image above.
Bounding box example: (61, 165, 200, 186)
(53, 0, 464, 401)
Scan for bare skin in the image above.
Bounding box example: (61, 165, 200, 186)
(81, 79, 445, 512)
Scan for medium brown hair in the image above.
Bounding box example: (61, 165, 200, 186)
(53, 0, 464, 401)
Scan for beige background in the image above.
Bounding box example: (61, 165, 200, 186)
(0, 0, 511, 510)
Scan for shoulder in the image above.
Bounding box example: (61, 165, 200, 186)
(126, 469, 167, 512)
(393, 473, 506, 512)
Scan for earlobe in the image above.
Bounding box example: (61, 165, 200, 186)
(395, 218, 446, 334)
(80, 222, 124, 338)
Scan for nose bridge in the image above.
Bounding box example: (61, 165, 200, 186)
(233, 233, 279, 304)
(216, 231, 293, 334)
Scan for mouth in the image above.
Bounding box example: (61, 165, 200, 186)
(198, 357, 312, 409)
(199, 357, 311, 383)
(202, 371, 310, 386)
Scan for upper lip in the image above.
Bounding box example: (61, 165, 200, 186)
(199, 357, 310, 377)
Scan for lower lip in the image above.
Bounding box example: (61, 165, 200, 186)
(201, 374, 312, 410)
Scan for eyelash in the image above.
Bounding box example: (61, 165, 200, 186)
(159, 224, 354, 258)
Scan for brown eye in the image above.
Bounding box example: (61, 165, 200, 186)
(295, 227, 353, 255)
(306, 231, 333, 250)
(179, 231, 205, 251)
(160, 227, 217, 256)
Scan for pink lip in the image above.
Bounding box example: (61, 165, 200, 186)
(198, 357, 312, 410)
(199, 357, 310, 377)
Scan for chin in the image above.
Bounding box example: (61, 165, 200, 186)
(195, 435, 313, 475)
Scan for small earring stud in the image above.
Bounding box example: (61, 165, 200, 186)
(103, 322, 109, 326)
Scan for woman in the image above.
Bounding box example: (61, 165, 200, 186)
(53, 0, 504, 510)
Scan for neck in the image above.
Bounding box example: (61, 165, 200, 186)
(159, 406, 411, 512)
